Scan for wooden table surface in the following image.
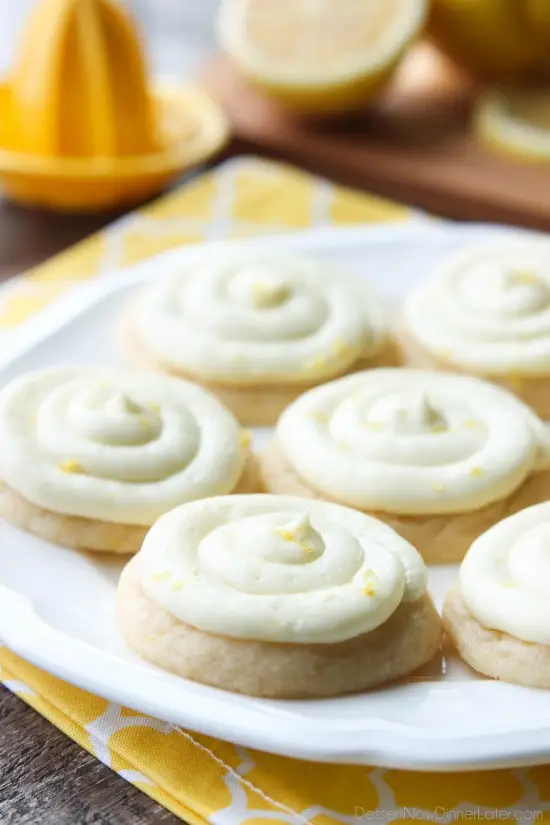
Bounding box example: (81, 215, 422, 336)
(0, 690, 178, 824)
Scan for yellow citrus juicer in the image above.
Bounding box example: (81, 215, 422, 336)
(0, 0, 229, 210)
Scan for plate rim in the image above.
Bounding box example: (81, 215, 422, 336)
(2, 219, 550, 771)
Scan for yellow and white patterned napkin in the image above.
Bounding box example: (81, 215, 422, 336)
(1, 157, 549, 823)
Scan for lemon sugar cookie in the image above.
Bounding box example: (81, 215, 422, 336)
(261, 368, 550, 563)
(0, 367, 260, 553)
(444, 501, 550, 689)
(116, 494, 441, 698)
(399, 240, 550, 417)
(122, 249, 398, 426)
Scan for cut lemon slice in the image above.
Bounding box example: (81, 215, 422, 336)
(475, 86, 550, 164)
(218, 0, 427, 114)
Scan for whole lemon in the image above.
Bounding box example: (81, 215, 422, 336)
(525, 0, 550, 45)
(429, 0, 550, 79)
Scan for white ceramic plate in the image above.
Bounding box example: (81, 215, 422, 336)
(1, 221, 550, 772)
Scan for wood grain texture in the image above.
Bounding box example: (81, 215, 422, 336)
(0, 200, 126, 281)
(202, 45, 550, 232)
(0, 688, 179, 824)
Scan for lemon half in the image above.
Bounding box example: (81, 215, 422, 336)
(475, 86, 550, 164)
(218, 0, 428, 114)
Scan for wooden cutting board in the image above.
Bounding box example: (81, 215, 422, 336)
(202, 45, 550, 230)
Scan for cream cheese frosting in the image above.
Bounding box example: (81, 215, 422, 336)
(0, 367, 247, 524)
(276, 369, 550, 515)
(138, 494, 427, 643)
(404, 240, 550, 375)
(131, 250, 387, 385)
(459, 501, 550, 645)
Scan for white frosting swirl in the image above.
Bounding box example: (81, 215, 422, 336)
(276, 369, 550, 515)
(138, 494, 427, 643)
(404, 240, 550, 374)
(0, 367, 246, 525)
(131, 250, 387, 384)
(460, 501, 550, 644)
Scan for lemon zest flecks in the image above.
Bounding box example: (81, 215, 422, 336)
(435, 348, 452, 361)
(469, 466, 484, 478)
(362, 570, 378, 597)
(149, 402, 160, 413)
(305, 354, 327, 371)
(151, 571, 171, 583)
(332, 338, 352, 357)
(277, 528, 295, 542)
(308, 410, 329, 423)
(512, 270, 538, 285)
(172, 580, 185, 591)
(431, 481, 444, 492)
(138, 416, 151, 430)
(239, 430, 252, 448)
(276, 527, 313, 553)
(58, 459, 82, 474)
(463, 419, 481, 429)
(430, 422, 447, 433)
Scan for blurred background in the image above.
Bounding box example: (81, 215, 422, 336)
(0, 0, 219, 76)
(0, 0, 549, 230)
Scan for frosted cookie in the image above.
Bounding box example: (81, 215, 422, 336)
(261, 368, 550, 563)
(116, 494, 441, 698)
(444, 501, 550, 688)
(0, 367, 259, 553)
(399, 240, 550, 417)
(121, 249, 398, 425)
